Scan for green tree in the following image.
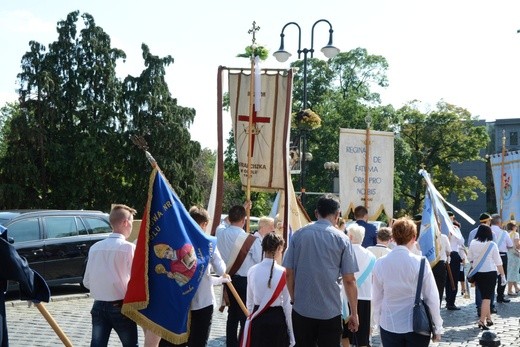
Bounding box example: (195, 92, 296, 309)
(0, 11, 201, 210)
(395, 100, 489, 214)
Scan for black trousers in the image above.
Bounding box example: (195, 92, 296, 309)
(380, 327, 430, 347)
(432, 260, 446, 305)
(445, 251, 461, 306)
(226, 275, 248, 347)
(497, 253, 508, 300)
(292, 309, 342, 347)
(159, 305, 214, 347)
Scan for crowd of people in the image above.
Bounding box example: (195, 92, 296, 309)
(4, 194, 520, 347)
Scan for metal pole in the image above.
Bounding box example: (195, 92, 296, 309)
(300, 49, 309, 207)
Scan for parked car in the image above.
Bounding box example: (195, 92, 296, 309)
(0, 209, 112, 288)
(219, 214, 260, 233)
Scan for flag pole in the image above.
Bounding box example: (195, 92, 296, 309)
(35, 303, 73, 347)
(364, 116, 372, 210)
(500, 129, 506, 218)
(244, 22, 261, 234)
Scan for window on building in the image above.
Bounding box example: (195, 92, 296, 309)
(510, 131, 518, 146)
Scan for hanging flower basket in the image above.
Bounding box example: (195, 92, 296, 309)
(236, 45, 269, 60)
(292, 109, 322, 130)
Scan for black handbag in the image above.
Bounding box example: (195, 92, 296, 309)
(413, 258, 435, 337)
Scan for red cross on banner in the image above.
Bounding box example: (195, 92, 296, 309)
(238, 107, 271, 156)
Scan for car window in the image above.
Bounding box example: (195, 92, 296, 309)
(7, 218, 40, 242)
(44, 216, 79, 238)
(83, 217, 112, 234)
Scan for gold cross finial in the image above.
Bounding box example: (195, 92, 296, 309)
(248, 21, 260, 45)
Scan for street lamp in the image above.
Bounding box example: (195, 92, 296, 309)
(324, 161, 339, 193)
(274, 19, 340, 206)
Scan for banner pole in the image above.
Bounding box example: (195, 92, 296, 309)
(226, 282, 250, 316)
(35, 303, 73, 347)
(364, 116, 372, 210)
(500, 129, 506, 218)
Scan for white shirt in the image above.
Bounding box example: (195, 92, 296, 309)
(491, 225, 514, 253)
(372, 246, 443, 335)
(352, 244, 375, 300)
(246, 258, 294, 345)
(367, 244, 391, 259)
(216, 225, 262, 276)
(468, 240, 502, 272)
(439, 234, 452, 262)
(448, 231, 465, 256)
(191, 248, 226, 310)
(83, 233, 135, 301)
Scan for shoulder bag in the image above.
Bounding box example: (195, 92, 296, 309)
(413, 257, 435, 338)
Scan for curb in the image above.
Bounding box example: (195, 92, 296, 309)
(6, 293, 91, 307)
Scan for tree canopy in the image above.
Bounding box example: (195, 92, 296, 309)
(0, 11, 202, 211)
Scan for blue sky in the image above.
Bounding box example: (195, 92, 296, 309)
(2, 0, 520, 150)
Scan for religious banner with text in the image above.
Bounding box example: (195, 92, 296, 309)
(339, 128, 394, 220)
(228, 70, 292, 192)
(490, 150, 520, 222)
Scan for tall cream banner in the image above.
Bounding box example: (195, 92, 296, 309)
(228, 71, 291, 192)
(339, 128, 394, 220)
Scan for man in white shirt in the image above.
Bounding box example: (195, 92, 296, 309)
(445, 212, 465, 310)
(490, 214, 514, 303)
(83, 204, 138, 347)
(367, 227, 392, 259)
(216, 205, 262, 347)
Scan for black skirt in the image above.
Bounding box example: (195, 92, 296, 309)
(250, 306, 289, 347)
(475, 271, 497, 299)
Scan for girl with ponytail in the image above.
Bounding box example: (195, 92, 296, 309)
(241, 232, 295, 347)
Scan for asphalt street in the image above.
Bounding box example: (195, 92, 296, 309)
(4, 284, 520, 346)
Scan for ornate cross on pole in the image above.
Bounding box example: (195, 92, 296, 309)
(248, 21, 260, 47)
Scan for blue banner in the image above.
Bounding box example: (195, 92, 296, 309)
(418, 191, 437, 262)
(123, 168, 216, 344)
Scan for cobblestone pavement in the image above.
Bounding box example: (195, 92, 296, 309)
(5, 284, 520, 346)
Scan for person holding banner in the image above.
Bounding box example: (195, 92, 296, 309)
(445, 212, 465, 310)
(283, 194, 359, 347)
(354, 206, 377, 248)
(468, 225, 506, 329)
(83, 204, 138, 347)
(343, 224, 376, 347)
(242, 232, 294, 347)
(490, 214, 513, 303)
(217, 205, 262, 347)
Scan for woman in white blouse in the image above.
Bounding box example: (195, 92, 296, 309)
(244, 232, 294, 347)
(373, 218, 443, 346)
(468, 224, 506, 330)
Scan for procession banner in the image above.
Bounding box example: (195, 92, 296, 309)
(339, 128, 394, 220)
(490, 151, 520, 221)
(228, 70, 292, 192)
(122, 168, 215, 344)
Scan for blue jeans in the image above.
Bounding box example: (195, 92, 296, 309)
(90, 300, 138, 347)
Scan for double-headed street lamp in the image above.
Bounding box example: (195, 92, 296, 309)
(274, 19, 340, 207)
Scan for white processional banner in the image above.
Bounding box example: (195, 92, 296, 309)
(339, 128, 394, 220)
(228, 71, 292, 192)
(490, 151, 520, 221)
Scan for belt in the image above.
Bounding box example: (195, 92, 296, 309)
(96, 299, 124, 305)
(499, 252, 507, 256)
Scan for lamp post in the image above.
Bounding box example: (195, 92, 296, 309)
(324, 161, 340, 193)
(274, 19, 340, 207)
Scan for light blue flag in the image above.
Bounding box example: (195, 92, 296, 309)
(418, 190, 437, 262)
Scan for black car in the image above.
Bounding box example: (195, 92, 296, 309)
(0, 209, 112, 287)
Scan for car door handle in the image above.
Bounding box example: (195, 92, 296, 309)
(77, 244, 87, 248)
(33, 248, 43, 255)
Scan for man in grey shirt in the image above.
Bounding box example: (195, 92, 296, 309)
(283, 194, 359, 346)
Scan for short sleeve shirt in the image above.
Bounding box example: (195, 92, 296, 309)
(283, 219, 358, 319)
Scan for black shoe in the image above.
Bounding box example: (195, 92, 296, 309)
(477, 320, 489, 330)
(491, 307, 498, 313)
(447, 305, 461, 310)
(497, 298, 511, 303)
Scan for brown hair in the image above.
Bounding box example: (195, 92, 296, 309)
(377, 227, 392, 242)
(109, 204, 137, 228)
(261, 232, 284, 288)
(391, 218, 417, 245)
(189, 205, 210, 226)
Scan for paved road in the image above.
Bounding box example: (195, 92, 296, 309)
(5, 284, 520, 346)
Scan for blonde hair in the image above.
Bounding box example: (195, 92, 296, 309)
(258, 216, 275, 231)
(347, 224, 365, 244)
